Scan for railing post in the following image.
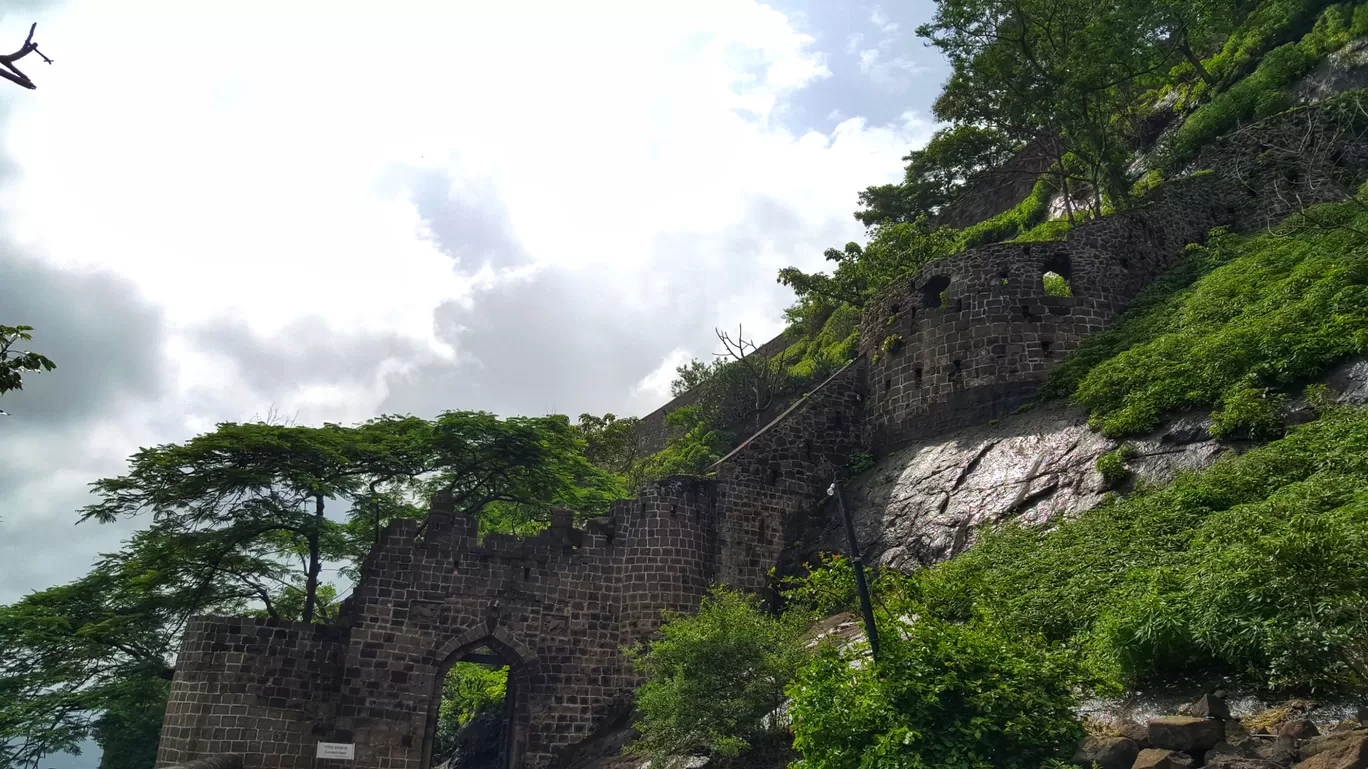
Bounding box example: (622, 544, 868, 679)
(828, 480, 880, 662)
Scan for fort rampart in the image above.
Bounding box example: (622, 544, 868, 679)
(157, 101, 1368, 769)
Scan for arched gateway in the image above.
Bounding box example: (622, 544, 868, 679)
(153, 362, 869, 769)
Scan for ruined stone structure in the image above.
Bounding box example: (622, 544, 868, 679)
(156, 101, 1368, 769)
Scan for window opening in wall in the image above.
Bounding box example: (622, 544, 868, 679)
(951, 359, 962, 376)
(1120, 257, 1130, 270)
(433, 650, 512, 769)
(885, 378, 892, 393)
(998, 268, 1010, 286)
(914, 367, 923, 387)
(921, 275, 951, 309)
(955, 297, 965, 312)
(1041, 253, 1073, 298)
(1041, 340, 1054, 357)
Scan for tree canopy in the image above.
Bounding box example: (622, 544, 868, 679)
(0, 410, 628, 769)
(0, 324, 55, 408)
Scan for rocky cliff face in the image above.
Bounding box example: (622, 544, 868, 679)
(786, 356, 1368, 575)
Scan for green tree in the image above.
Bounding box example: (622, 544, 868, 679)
(631, 406, 734, 488)
(3, 409, 626, 769)
(576, 412, 642, 476)
(854, 125, 1021, 229)
(0, 324, 55, 409)
(0, 528, 255, 769)
(626, 587, 807, 760)
(434, 662, 509, 763)
(779, 216, 956, 309)
(919, 0, 1227, 215)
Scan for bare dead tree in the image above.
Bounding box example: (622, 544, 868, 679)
(712, 324, 792, 431)
(1229, 94, 1368, 238)
(0, 23, 53, 90)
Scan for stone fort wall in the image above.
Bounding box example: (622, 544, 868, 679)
(156, 101, 1368, 769)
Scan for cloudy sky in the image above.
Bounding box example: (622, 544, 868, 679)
(0, 0, 948, 606)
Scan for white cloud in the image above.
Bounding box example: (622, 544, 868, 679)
(869, 6, 900, 34)
(633, 348, 695, 402)
(0, 0, 937, 599)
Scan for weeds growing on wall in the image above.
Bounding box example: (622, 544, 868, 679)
(1043, 193, 1368, 438)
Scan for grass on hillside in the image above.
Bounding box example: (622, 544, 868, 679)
(1042, 190, 1368, 438)
(912, 402, 1368, 694)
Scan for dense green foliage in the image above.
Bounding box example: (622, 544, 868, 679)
(789, 618, 1084, 769)
(915, 405, 1368, 693)
(626, 587, 807, 760)
(1043, 193, 1368, 438)
(630, 406, 735, 489)
(434, 662, 508, 763)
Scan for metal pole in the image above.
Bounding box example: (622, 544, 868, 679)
(828, 480, 880, 662)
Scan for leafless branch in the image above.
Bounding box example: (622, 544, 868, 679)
(0, 23, 52, 90)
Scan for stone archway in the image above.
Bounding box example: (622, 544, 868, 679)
(421, 626, 540, 769)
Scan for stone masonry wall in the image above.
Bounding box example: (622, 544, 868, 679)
(156, 618, 348, 769)
(860, 100, 1368, 451)
(157, 100, 1368, 769)
(712, 360, 868, 593)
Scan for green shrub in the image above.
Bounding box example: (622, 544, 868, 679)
(911, 406, 1368, 693)
(1043, 198, 1368, 438)
(1011, 218, 1072, 244)
(1096, 445, 1137, 487)
(627, 586, 807, 760)
(788, 616, 1085, 769)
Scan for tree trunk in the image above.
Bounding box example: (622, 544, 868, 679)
(303, 494, 324, 623)
(1050, 134, 1076, 227)
(1179, 36, 1215, 87)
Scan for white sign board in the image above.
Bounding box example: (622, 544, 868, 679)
(316, 743, 356, 760)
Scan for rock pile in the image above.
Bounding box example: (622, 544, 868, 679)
(1075, 695, 1368, 769)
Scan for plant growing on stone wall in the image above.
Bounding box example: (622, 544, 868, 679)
(880, 334, 904, 355)
(626, 586, 807, 761)
(847, 451, 877, 477)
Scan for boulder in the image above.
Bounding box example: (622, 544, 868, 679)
(1207, 758, 1286, 769)
(1262, 735, 1301, 766)
(1209, 740, 1264, 761)
(1293, 732, 1368, 769)
(1304, 733, 1368, 760)
(1116, 721, 1153, 749)
(1134, 749, 1196, 769)
(1150, 716, 1226, 752)
(1333, 722, 1361, 734)
(1282, 721, 1322, 740)
(1194, 695, 1233, 721)
(1075, 736, 1140, 769)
